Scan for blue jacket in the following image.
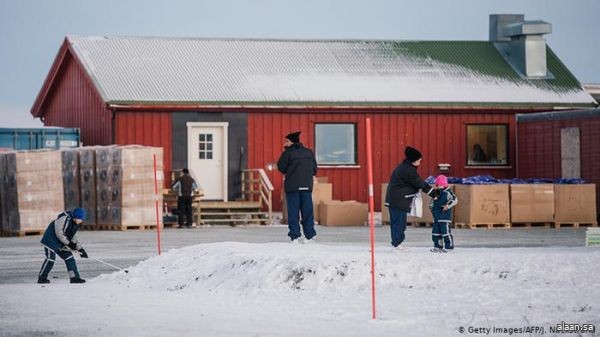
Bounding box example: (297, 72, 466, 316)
(41, 211, 82, 252)
(429, 187, 458, 222)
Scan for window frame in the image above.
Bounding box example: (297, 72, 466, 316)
(465, 123, 510, 167)
(314, 122, 358, 166)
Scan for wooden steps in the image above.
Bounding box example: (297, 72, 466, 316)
(200, 201, 270, 226)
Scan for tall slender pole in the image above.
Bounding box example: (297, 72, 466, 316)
(366, 118, 377, 319)
(153, 153, 162, 255)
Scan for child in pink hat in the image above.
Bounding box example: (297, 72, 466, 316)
(429, 175, 458, 253)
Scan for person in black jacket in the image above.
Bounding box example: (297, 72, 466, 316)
(385, 146, 438, 250)
(277, 131, 318, 243)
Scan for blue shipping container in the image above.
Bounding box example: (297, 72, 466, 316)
(0, 128, 80, 150)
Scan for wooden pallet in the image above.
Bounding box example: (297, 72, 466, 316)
(554, 222, 598, 229)
(455, 223, 511, 229)
(201, 218, 270, 226)
(0, 229, 45, 237)
(510, 222, 552, 228)
(88, 224, 158, 231)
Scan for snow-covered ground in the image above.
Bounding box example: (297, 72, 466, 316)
(1, 242, 599, 337)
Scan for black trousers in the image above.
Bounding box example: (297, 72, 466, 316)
(177, 196, 194, 226)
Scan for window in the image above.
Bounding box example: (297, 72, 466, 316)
(315, 123, 357, 165)
(198, 133, 213, 160)
(466, 125, 508, 166)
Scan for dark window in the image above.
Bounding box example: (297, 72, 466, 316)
(198, 133, 213, 160)
(315, 123, 357, 165)
(466, 125, 508, 166)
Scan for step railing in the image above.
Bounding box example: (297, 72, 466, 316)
(241, 169, 274, 223)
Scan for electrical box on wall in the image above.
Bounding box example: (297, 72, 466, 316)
(438, 163, 451, 172)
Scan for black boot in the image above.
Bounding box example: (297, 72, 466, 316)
(70, 277, 86, 284)
(37, 277, 50, 284)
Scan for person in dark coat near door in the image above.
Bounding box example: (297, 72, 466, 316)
(277, 131, 318, 243)
(171, 168, 199, 228)
(385, 146, 438, 250)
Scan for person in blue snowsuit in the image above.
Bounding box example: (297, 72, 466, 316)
(429, 175, 458, 252)
(38, 208, 88, 284)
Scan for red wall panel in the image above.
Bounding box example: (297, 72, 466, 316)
(249, 110, 518, 211)
(114, 112, 173, 186)
(41, 52, 112, 146)
(518, 116, 600, 215)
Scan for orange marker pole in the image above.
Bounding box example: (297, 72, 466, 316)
(366, 117, 376, 319)
(153, 154, 162, 255)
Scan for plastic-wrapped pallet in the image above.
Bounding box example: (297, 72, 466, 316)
(0, 150, 64, 235)
(61, 148, 80, 212)
(79, 147, 97, 226)
(95, 145, 163, 228)
(586, 228, 600, 247)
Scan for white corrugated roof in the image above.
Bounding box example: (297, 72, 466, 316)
(67, 36, 595, 106)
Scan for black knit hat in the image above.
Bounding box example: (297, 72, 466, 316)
(405, 146, 422, 162)
(285, 131, 301, 143)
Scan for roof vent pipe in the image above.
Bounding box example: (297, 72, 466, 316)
(490, 14, 552, 78)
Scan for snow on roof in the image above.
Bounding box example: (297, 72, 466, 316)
(66, 36, 595, 106)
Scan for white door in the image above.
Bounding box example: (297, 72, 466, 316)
(187, 122, 228, 201)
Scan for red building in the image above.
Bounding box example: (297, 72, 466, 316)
(31, 16, 597, 211)
(517, 108, 600, 219)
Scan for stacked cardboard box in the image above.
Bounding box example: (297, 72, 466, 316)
(554, 184, 597, 224)
(319, 200, 368, 226)
(95, 146, 164, 227)
(0, 151, 64, 234)
(454, 184, 510, 226)
(509, 184, 554, 223)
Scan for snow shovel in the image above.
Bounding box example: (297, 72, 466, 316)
(89, 256, 129, 273)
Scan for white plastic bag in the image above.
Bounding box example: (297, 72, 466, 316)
(408, 193, 423, 218)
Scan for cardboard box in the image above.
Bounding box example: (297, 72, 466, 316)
(454, 184, 510, 224)
(282, 182, 332, 223)
(319, 200, 368, 226)
(510, 184, 554, 223)
(554, 184, 597, 223)
(315, 176, 328, 183)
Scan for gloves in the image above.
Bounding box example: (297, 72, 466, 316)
(67, 242, 78, 250)
(429, 188, 441, 199)
(79, 248, 88, 259)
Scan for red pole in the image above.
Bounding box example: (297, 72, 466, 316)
(366, 118, 377, 319)
(153, 154, 162, 255)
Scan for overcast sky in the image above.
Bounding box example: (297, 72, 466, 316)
(0, 0, 598, 128)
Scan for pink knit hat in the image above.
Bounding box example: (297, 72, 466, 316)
(435, 175, 448, 187)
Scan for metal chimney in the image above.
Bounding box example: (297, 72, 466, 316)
(489, 14, 524, 42)
(490, 14, 552, 78)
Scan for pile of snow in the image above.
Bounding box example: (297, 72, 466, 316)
(100, 242, 600, 296)
(2, 242, 599, 337)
